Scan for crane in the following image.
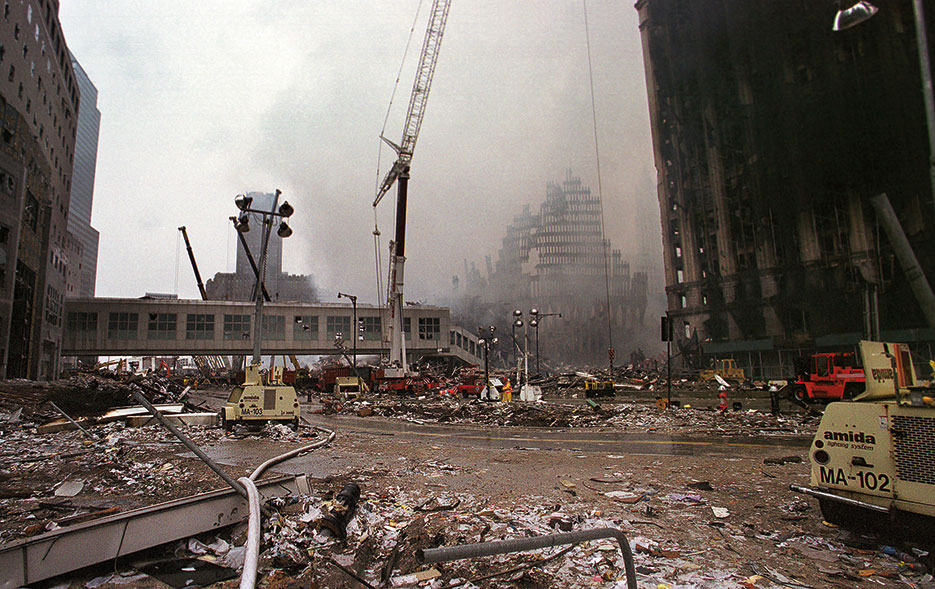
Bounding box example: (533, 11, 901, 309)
(177, 226, 230, 378)
(178, 226, 208, 301)
(375, 0, 451, 374)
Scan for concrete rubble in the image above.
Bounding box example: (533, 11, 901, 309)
(1, 374, 933, 587)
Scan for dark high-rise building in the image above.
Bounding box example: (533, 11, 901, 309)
(637, 0, 935, 376)
(206, 192, 319, 303)
(66, 52, 99, 298)
(0, 0, 80, 379)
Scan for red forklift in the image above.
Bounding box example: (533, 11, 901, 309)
(790, 352, 866, 402)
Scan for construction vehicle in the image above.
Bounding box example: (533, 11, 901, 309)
(335, 376, 365, 400)
(699, 358, 745, 383)
(792, 341, 935, 539)
(789, 351, 865, 403)
(585, 378, 615, 398)
(280, 354, 315, 388)
(220, 364, 300, 430)
(372, 0, 450, 383)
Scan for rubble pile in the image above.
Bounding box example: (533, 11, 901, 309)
(0, 373, 191, 424)
(76, 477, 933, 588)
(0, 413, 319, 543)
(0, 422, 222, 541)
(333, 397, 817, 437)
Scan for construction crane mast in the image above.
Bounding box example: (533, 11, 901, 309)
(178, 226, 208, 301)
(374, 0, 451, 374)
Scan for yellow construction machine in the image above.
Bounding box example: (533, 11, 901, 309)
(220, 364, 300, 430)
(699, 358, 745, 383)
(792, 341, 935, 538)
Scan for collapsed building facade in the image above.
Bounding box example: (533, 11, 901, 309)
(205, 192, 319, 303)
(454, 170, 649, 367)
(0, 0, 81, 379)
(637, 0, 935, 377)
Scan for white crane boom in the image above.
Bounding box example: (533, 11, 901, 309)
(373, 0, 452, 208)
(376, 0, 451, 374)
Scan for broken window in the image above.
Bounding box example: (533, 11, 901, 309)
(293, 315, 318, 340)
(326, 315, 351, 340)
(147, 313, 176, 340)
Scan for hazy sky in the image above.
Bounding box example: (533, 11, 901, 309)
(58, 1, 662, 305)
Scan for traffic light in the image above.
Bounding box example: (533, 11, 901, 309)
(661, 315, 672, 342)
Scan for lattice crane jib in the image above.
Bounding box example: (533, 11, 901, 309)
(373, 0, 451, 208)
(374, 0, 451, 373)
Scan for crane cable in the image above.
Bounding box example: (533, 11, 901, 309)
(373, 0, 426, 309)
(583, 0, 615, 373)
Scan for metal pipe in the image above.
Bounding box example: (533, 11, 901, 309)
(911, 0, 935, 217)
(48, 401, 100, 440)
(253, 190, 280, 365)
(869, 193, 935, 327)
(129, 389, 247, 500)
(417, 527, 637, 589)
(789, 484, 891, 514)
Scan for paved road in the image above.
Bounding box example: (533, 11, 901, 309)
(301, 413, 810, 456)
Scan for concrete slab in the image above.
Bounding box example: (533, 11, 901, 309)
(38, 404, 186, 434)
(126, 413, 218, 428)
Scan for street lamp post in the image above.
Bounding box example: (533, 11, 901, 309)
(530, 311, 561, 376)
(513, 309, 546, 401)
(477, 326, 497, 401)
(834, 1, 935, 217)
(232, 191, 294, 366)
(512, 310, 524, 390)
(337, 292, 358, 370)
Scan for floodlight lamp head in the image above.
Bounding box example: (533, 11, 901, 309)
(478, 338, 486, 345)
(278, 200, 294, 218)
(513, 309, 522, 317)
(513, 319, 523, 328)
(530, 308, 539, 316)
(490, 325, 496, 333)
(833, 1, 878, 31)
(492, 337, 498, 345)
(277, 221, 293, 238)
(530, 319, 538, 327)
(236, 212, 250, 232)
(235, 194, 253, 211)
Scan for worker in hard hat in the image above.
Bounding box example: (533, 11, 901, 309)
(501, 379, 512, 402)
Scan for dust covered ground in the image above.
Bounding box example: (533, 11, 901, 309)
(0, 379, 932, 588)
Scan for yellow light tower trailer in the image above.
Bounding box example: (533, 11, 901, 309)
(792, 341, 935, 538)
(221, 364, 300, 430)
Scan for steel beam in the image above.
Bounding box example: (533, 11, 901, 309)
(0, 474, 309, 588)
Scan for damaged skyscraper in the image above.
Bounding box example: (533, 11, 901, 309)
(0, 2, 80, 379)
(458, 170, 648, 366)
(637, 0, 935, 376)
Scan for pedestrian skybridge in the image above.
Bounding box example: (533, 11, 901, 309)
(61, 298, 468, 360)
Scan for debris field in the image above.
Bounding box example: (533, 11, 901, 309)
(0, 376, 932, 588)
